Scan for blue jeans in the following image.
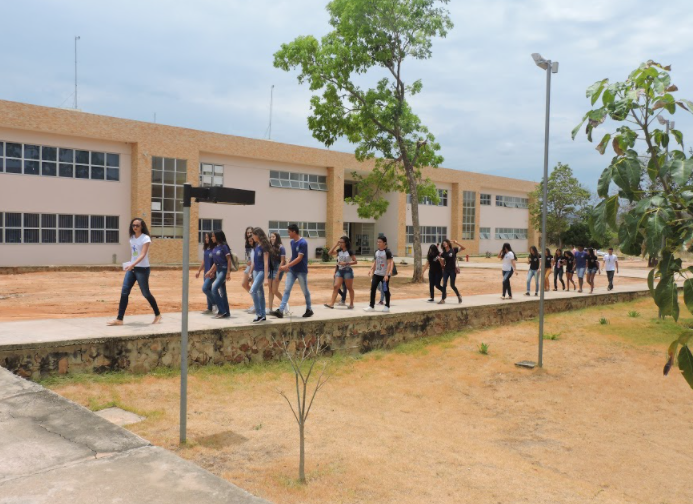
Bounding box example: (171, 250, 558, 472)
(117, 267, 160, 320)
(279, 271, 311, 312)
(526, 269, 539, 293)
(212, 268, 229, 315)
(250, 270, 266, 317)
(202, 276, 215, 310)
(502, 269, 513, 298)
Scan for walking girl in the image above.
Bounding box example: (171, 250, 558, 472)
(324, 235, 357, 309)
(525, 245, 540, 296)
(364, 235, 393, 312)
(241, 227, 256, 313)
(499, 242, 516, 300)
(553, 248, 565, 291)
(206, 230, 232, 319)
(543, 247, 553, 291)
(563, 250, 577, 291)
(107, 218, 161, 326)
(249, 227, 271, 322)
(439, 239, 464, 304)
(422, 244, 443, 303)
(267, 232, 286, 314)
(196, 232, 216, 314)
(586, 248, 601, 293)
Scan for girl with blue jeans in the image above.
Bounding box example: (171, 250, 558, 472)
(196, 232, 216, 314)
(205, 230, 232, 319)
(249, 227, 271, 323)
(498, 242, 517, 300)
(525, 246, 540, 296)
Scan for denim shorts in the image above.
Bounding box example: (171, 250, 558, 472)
(335, 267, 354, 280)
(588, 268, 599, 274)
(268, 269, 284, 281)
(577, 267, 586, 278)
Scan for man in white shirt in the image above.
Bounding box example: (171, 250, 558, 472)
(603, 247, 619, 291)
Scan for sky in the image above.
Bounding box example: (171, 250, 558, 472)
(2, 0, 693, 190)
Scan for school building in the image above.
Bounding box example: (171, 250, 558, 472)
(0, 99, 538, 267)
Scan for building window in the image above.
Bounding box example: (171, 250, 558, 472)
(198, 218, 222, 243)
(269, 170, 327, 191)
(151, 156, 187, 238)
(269, 221, 326, 238)
(462, 191, 476, 240)
(480, 193, 491, 206)
(479, 227, 491, 239)
(406, 226, 447, 244)
(200, 163, 223, 187)
(406, 189, 448, 206)
(0, 140, 120, 181)
(495, 195, 529, 209)
(0, 212, 118, 244)
(494, 228, 528, 240)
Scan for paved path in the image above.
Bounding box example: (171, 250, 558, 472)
(0, 281, 649, 347)
(0, 367, 271, 504)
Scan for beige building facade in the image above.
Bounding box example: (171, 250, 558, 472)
(0, 100, 538, 266)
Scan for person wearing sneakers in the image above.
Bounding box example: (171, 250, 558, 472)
(603, 247, 619, 291)
(422, 244, 443, 303)
(107, 218, 162, 326)
(364, 235, 393, 312)
(196, 232, 217, 315)
(498, 242, 516, 300)
(271, 224, 313, 318)
(438, 238, 464, 304)
(574, 245, 588, 293)
(206, 230, 232, 319)
(324, 235, 358, 309)
(586, 247, 601, 293)
(525, 245, 540, 296)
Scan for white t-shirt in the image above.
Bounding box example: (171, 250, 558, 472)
(337, 249, 354, 270)
(502, 251, 515, 271)
(603, 253, 618, 272)
(130, 234, 152, 268)
(374, 248, 393, 276)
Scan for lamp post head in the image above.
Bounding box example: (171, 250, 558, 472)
(532, 53, 549, 70)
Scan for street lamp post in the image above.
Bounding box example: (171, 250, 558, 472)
(532, 53, 558, 368)
(180, 184, 255, 444)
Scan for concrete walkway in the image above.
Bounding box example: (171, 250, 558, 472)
(0, 367, 271, 504)
(0, 281, 649, 347)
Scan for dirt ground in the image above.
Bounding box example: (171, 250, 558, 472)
(47, 297, 693, 504)
(0, 264, 645, 322)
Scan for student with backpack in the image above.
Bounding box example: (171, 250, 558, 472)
(271, 224, 314, 318)
(364, 235, 394, 312)
(324, 235, 358, 309)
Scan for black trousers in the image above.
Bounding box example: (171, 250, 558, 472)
(442, 270, 460, 300)
(429, 271, 443, 299)
(370, 274, 391, 307)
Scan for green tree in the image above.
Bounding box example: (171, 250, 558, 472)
(528, 162, 591, 247)
(273, 0, 453, 282)
(573, 60, 693, 391)
(560, 222, 603, 249)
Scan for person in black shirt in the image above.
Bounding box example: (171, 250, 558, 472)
(422, 244, 444, 303)
(553, 248, 565, 291)
(438, 239, 465, 304)
(563, 250, 577, 291)
(543, 247, 553, 291)
(241, 227, 256, 313)
(525, 246, 540, 296)
(586, 248, 601, 293)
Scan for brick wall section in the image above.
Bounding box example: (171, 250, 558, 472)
(0, 100, 538, 263)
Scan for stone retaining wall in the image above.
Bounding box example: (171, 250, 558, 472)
(1, 290, 649, 380)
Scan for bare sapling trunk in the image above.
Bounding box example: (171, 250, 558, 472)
(275, 334, 330, 484)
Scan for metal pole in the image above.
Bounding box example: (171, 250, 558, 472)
(180, 183, 191, 443)
(269, 85, 274, 140)
(74, 36, 80, 109)
(538, 62, 552, 368)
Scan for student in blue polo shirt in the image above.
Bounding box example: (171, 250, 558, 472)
(195, 232, 217, 314)
(574, 245, 589, 293)
(271, 224, 313, 318)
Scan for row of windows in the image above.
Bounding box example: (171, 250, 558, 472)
(151, 156, 187, 239)
(496, 195, 529, 209)
(269, 221, 326, 238)
(462, 191, 476, 240)
(479, 227, 491, 239)
(198, 218, 223, 243)
(493, 228, 528, 240)
(200, 163, 224, 188)
(0, 212, 119, 244)
(406, 189, 448, 207)
(0, 141, 121, 181)
(480, 194, 491, 205)
(269, 171, 327, 191)
(405, 226, 448, 244)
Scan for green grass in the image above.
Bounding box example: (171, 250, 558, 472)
(392, 331, 464, 355)
(478, 342, 489, 355)
(543, 332, 560, 341)
(599, 317, 609, 325)
(628, 310, 640, 318)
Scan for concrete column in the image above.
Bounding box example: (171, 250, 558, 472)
(326, 166, 345, 246)
(450, 182, 462, 242)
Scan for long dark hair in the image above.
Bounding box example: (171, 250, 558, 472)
(501, 242, 513, 258)
(544, 247, 551, 258)
(340, 235, 352, 251)
(554, 248, 563, 260)
(203, 232, 213, 250)
(427, 244, 440, 263)
(529, 245, 538, 257)
(442, 239, 453, 251)
(588, 248, 597, 258)
(244, 226, 254, 248)
(564, 250, 574, 259)
(129, 218, 150, 237)
(213, 229, 227, 246)
(270, 232, 283, 261)
(253, 227, 271, 252)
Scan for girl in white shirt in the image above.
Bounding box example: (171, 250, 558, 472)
(498, 242, 517, 300)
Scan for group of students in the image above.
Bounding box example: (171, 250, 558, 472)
(107, 216, 620, 325)
(523, 245, 620, 297)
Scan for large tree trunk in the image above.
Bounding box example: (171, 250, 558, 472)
(299, 422, 305, 482)
(405, 165, 424, 283)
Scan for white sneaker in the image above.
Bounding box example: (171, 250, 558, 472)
(338, 301, 346, 306)
(363, 306, 375, 312)
(212, 306, 219, 314)
(284, 303, 290, 315)
(382, 306, 390, 313)
(247, 307, 256, 314)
